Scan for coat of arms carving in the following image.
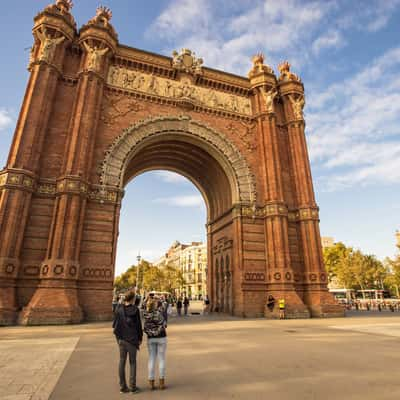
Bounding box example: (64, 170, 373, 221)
(172, 48, 203, 74)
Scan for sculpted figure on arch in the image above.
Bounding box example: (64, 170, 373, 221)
(37, 29, 65, 63)
(288, 94, 305, 120)
(83, 42, 109, 72)
(261, 87, 278, 114)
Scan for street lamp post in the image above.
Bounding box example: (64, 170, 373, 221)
(136, 253, 141, 294)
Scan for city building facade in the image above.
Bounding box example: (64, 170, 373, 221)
(155, 241, 207, 299)
(321, 237, 334, 249)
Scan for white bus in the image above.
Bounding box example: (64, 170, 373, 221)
(329, 288, 355, 305)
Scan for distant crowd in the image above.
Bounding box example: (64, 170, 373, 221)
(343, 299, 400, 312)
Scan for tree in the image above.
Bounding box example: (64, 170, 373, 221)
(323, 242, 354, 288)
(323, 242, 387, 291)
(114, 260, 186, 294)
(114, 265, 137, 291)
(384, 254, 400, 297)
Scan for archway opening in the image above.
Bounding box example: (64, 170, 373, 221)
(113, 132, 237, 313)
(115, 169, 208, 302)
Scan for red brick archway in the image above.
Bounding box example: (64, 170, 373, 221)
(0, 1, 342, 325)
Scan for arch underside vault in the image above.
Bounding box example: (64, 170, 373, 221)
(100, 115, 257, 220)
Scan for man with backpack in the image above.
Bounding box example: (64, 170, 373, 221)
(113, 290, 143, 394)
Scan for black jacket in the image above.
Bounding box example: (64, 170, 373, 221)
(113, 303, 143, 346)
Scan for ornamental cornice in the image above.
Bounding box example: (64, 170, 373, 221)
(33, 178, 123, 204)
(234, 203, 319, 221)
(56, 177, 88, 195)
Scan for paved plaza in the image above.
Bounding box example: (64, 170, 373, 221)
(1, 310, 400, 400)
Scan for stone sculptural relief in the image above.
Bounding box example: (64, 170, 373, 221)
(107, 66, 252, 116)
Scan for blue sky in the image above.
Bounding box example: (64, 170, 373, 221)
(0, 1, 399, 276)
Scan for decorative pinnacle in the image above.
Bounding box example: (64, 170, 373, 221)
(252, 52, 265, 66)
(96, 5, 112, 21)
(278, 60, 291, 74)
(56, 0, 73, 11)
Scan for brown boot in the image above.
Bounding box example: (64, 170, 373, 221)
(159, 378, 166, 390)
(149, 379, 155, 390)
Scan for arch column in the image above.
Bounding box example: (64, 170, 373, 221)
(248, 55, 309, 318)
(20, 7, 118, 324)
(0, 2, 75, 325)
(279, 75, 343, 317)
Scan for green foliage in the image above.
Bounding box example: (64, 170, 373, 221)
(323, 242, 388, 291)
(384, 253, 400, 297)
(114, 260, 185, 293)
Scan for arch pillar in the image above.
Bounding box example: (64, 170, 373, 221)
(20, 6, 118, 325)
(0, 2, 76, 325)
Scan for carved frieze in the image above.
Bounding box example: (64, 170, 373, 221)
(87, 187, 120, 204)
(107, 66, 252, 116)
(37, 183, 56, 195)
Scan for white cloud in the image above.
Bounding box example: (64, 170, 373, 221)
(307, 46, 400, 190)
(151, 0, 211, 39)
(312, 30, 345, 54)
(153, 194, 204, 207)
(0, 109, 12, 131)
(149, 0, 400, 76)
(154, 171, 189, 184)
(148, 0, 333, 74)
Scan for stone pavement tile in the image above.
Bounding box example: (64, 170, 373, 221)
(0, 384, 24, 396)
(0, 377, 14, 386)
(0, 337, 79, 400)
(330, 322, 400, 337)
(18, 383, 37, 394)
(2, 395, 32, 400)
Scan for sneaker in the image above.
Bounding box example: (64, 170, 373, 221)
(120, 386, 129, 393)
(130, 386, 141, 394)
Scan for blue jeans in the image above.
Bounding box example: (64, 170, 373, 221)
(147, 337, 167, 380)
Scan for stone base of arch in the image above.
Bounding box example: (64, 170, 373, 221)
(303, 286, 344, 318)
(19, 284, 83, 325)
(0, 283, 18, 325)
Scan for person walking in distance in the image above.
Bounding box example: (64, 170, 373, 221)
(144, 297, 168, 390)
(203, 295, 210, 315)
(278, 298, 286, 320)
(113, 291, 143, 394)
(183, 296, 190, 316)
(176, 297, 183, 316)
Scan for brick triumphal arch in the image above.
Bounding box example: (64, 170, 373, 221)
(0, 1, 342, 325)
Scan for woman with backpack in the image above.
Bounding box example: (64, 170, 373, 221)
(143, 297, 168, 390)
